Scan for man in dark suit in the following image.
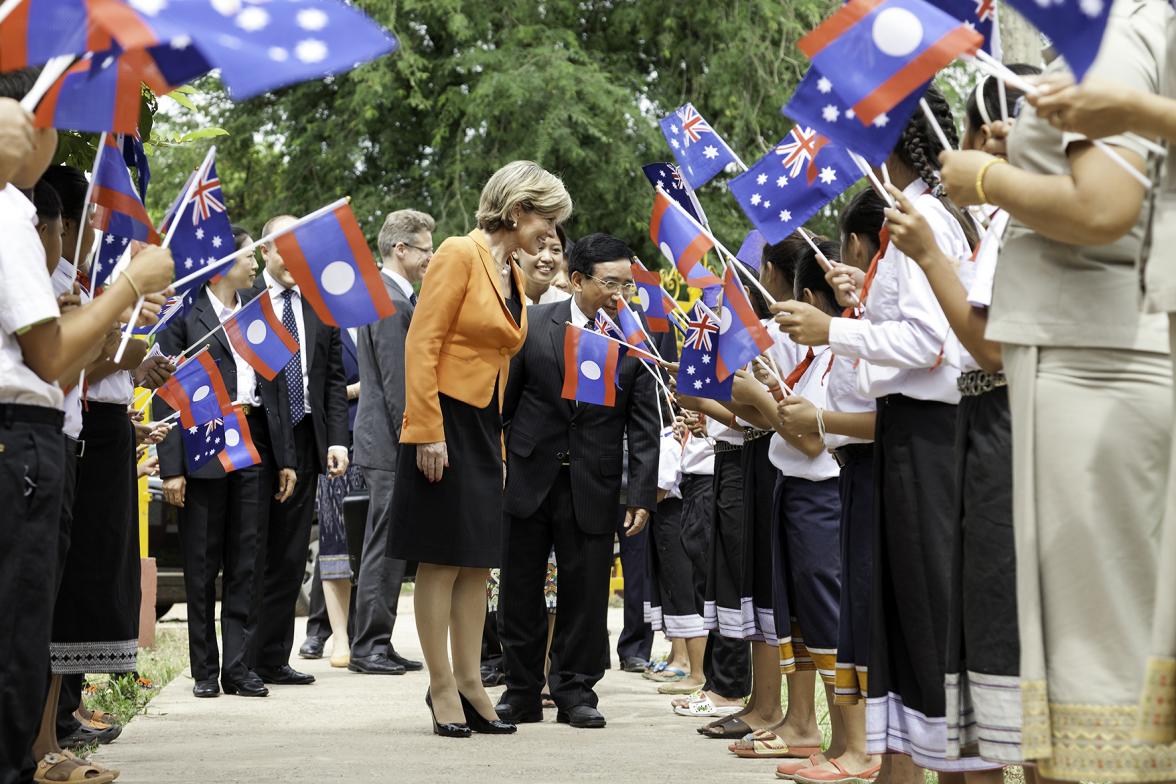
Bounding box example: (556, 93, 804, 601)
(156, 244, 285, 699)
(249, 214, 351, 686)
(495, 233, 660, 729)
(347, 209, 434, 675)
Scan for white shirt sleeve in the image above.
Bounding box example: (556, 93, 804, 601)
(0, 228, 58, 336)
(657, 429, 684, 496)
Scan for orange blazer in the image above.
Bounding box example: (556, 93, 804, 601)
(401, 229, 527, 444)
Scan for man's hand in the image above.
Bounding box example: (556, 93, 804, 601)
(115, 337, 149, 370)
(0, 99, 35, 186)
(133, 353, 176, 389)
(771, 300, 832, 346)
(275, 468, 297, 502)
(417, 441, 448, 483)
(327, 446, 349, 478)
(137, 453, 160, 478)
(162, 476, 186, 507)
(623, 507, 650, 537)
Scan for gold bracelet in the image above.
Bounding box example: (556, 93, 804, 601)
(122, 270, 143, 299)
(975, 157, 1007, 204)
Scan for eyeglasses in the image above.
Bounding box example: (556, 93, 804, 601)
(403, 243, 433, 256)
(585, 274, 637, 295)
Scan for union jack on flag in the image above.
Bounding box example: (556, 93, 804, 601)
(775, 126, 823, 180)
(595, 310, 622, 338)
(976, 0, 995, 21)
(684, 310, 719, 352)
(160, 154, 235, 286)
(676, 104, 712, 147)
(190, 166, 226, 223)
(658, 102, 739, 189)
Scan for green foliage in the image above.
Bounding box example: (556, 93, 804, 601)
(148, 0, 840, 263)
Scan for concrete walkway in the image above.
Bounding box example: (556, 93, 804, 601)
(93, 605, 781, 783)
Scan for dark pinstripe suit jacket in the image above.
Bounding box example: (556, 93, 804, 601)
(502, 297, 660, 534)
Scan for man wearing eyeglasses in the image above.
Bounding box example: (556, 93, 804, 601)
(495, 233, 660, 729)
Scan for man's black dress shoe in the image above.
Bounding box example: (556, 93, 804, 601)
(494, 701, 544, 724)
(298, 637, 325, 659)
(556, 704, 607, 729)
(347, 654, 405, 675)
(481, 664, 506, 687)
(387, 649, 423, 671)
(222, 674, 269, 697)
(426, 689, 471, 738)
(58, 722, 121, 749)
(254, 665, 316, 685)
(192, 679, 220, 698)
(459, 692, 516, 734)
(619, 656, 648, 673)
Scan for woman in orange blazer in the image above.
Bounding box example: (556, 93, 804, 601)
(388, 160, 572, 738)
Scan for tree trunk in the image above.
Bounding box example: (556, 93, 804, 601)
(999, 2, 1044, 66)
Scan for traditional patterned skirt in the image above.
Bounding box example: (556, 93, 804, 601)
(703, 444, 749, 638)
(315, 462, 366, 581)
(833, 444, 874, 705)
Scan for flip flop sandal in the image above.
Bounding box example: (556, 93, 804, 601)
(731, 732, 822, 759)
(641, 660, 670, 680)
(776, 754, 826, 780)
(649, 667, 688, 683)
(35, 752, 119, 783)
(729, 728, 775, 752)
(793, 760, 882, 784)
(700, 716, 757, 739)
(674, 699, 742, 718)
(657, 679, 702, 695)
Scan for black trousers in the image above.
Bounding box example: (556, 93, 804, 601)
(180, 420, 271, 682)
(250, 419, 317, 669)
(500, 469, 614, 710)
(702, 633, 751, 699)
(350, 466, 407, 658)
(615, 505, 653, 662)
(0, 410, 64, 784)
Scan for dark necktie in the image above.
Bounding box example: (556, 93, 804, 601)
(410, 291, 418, 306)
(280, 289, 306, 426)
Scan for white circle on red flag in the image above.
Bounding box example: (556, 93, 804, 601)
(225, 428, 241, 447)
(658, 242, 674, 264)
(872, 8, 923, 58)
(720, 307, 733, 334)
(580, 360, 602, 381)
(246, 319, 268, 344)
(321, 261, 356, 295)
(637, 288, 651, 311)
(192, 385, 210, 402)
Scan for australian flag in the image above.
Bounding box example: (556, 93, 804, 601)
(927, 0, 999, 56)
(728, 126, 860, 244)
(784, 67, 927, 165)
(161, 157, 234, 288)
(91, 232, 131, 290)
(181, 416, 227, 473)
(675, 305, 732, 401)
(658, 103, 739, 189)
(1001, 0, 1110, 81)
(642, 162, 703, 224)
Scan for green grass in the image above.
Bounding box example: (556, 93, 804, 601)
(83, 624, 189, 726)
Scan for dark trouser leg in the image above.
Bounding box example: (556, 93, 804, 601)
(54, 675, 82, 740)
(703, 633, 752, 699)
(220, 464, 267, 681)
(499, 504, 554, 710)
(0, 421, 63, 784)
(179, 478, 228, 682)
(252, 420, 317, 669)
(304, 562, 330, 642)
(351, 467, 408, 659)
(615, 506, 653, 662)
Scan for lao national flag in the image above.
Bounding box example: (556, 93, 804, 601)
(218, 407, 261, 472)
(91, 232, 131, 289)
(676, 305, 732, 401)
(650, 189, 720, 289)
(631, 259, 670, 333)
(799, 0, 982, 126)
(927, 0, 999, 56)
(121, 132, 151, 203)
(157, 351, 232, 428)
(275, 203, 396, 329)
(715, 264, 773, 381)
(561, 326, 621, 407)
(784, 67, 927, 165)
(87, 0, 398, 100)
(616, 298, 654, 353)
(642, 163, 703, 224)
(161, 158, 234, 287)
(0, 0, 107, 70)
(181, 416, 227, 473)
(92, 135, 158, 243)
(1001, 0, 1109, 81)
(658, 103, 739, 189)
(729, 127, 860, 244)
(33, 53, 141, 134)
(223, 292, 299, 381)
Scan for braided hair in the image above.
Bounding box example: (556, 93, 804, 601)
(895, 85, 980, 250)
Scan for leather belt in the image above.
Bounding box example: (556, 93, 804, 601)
(831, 443, 872, 469)
(556, 450, 571, 466)
(743, 427, 773, 444)
(0, 403, 65, 428)
(714, 440, 742, 454)
(64, 434, 85, 458)
(957, 370, 1007, 397)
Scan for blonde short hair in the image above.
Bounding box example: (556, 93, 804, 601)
(476, 160, 573, 233)
(377, 209, 436, 258)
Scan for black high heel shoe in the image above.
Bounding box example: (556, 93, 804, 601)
(459, 691, 517, 734)
(425, 689, 471, 738)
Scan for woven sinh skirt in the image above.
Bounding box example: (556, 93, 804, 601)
(865, 394, 992, 773)
(703, 446, 748, 638)
(646, 472, 712, 638)
(388, 391, 504, 569)
(51, 403, 139, 675)
(316, 462, 366, 581)
(944, 384, 1022, 765)
(833, 446, 874, 705)
(1005, 345, 1176, 781)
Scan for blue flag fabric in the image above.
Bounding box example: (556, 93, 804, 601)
(658, 103, 739, 189)
(92, 232, 131, 290)
(676, 305, 732, 401)
(926, 0, 999, 55)
(121, 133, 151, 205)
(728, 126, 860, 244)
(783, 67, 927, 166)
(161, 159, 235, 288)
(642, 163, 703, 224)
(1001, 0, 1110, 81)
(561, 327, 621, 407)
(181, 417, 226, 473)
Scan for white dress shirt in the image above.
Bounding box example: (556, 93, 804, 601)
(52, 259, 87, 436)
(206, 288, 261, 406)
(264, 269, 311, 415)
(525, 286, 571, 307)
(769, 346, 840, 481)
(657, 427, 684, 499)
(381, 267, 415, 300)
(681, 427, 716, 476)
(823, 353, 874, 450)
(0, 184, 63, 410)
(826, 180, 971, 404)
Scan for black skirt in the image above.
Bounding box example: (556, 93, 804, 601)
(646, 473, 712, 638)
(945, 385, 1021, 764)
(387, 391, 504, 569)
(703, 446, 747, 638)
(740, 434, 779, 644)
(52, 403, 139, 674)
(834, 446, 874, 705)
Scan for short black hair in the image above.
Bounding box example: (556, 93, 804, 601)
(232, 225, 252, 249)
(0, 68, 38, 101)
(568, 232, 633, 278)
(40, 164, 89, 224)
(33, 179, 62, 222)
(792, 235, 840, 307)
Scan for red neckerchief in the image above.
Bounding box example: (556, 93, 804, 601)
(785, 348, 816, 390)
